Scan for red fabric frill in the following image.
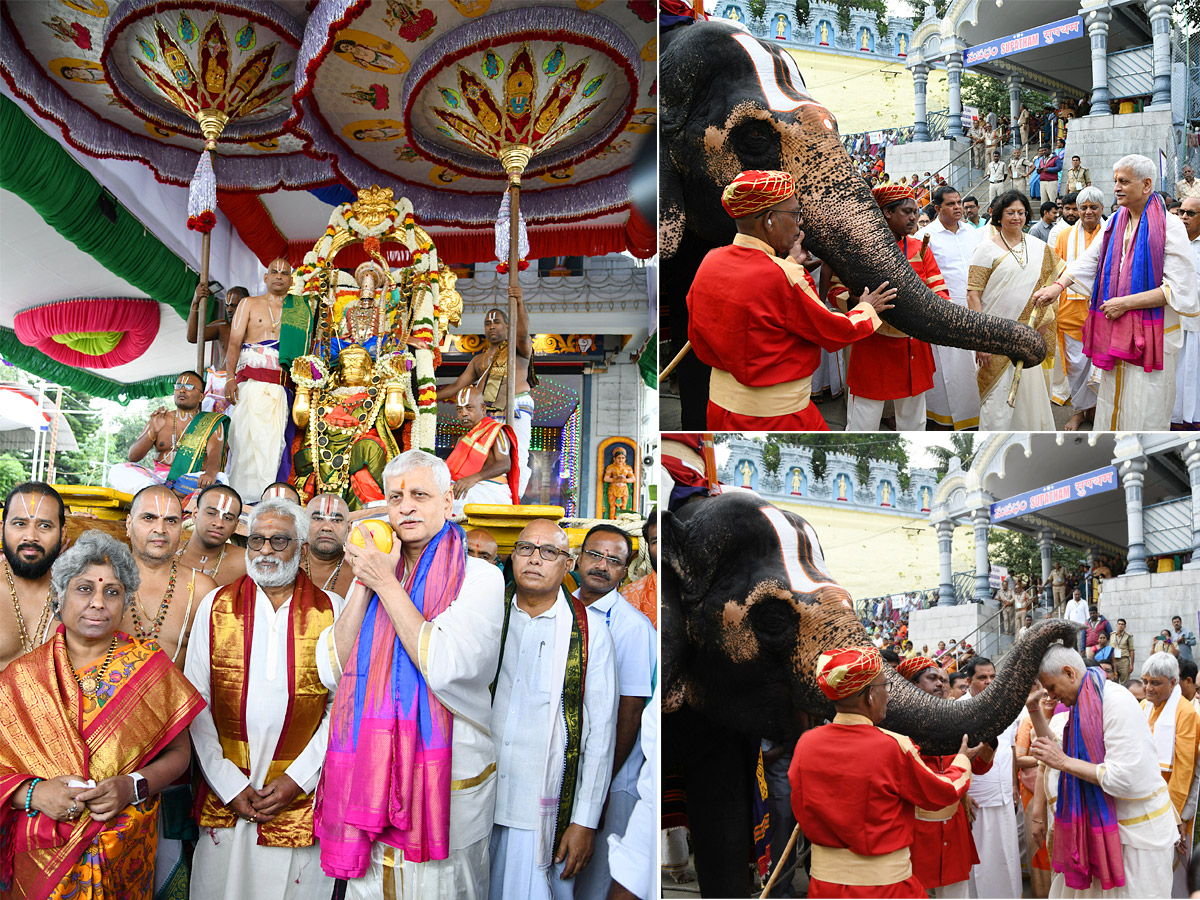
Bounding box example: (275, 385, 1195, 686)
(13, 298, 160, 368)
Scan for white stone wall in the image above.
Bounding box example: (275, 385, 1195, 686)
(908, 603, 1012, 664)
(1092, 569, 1200, 673)
(885, 139, 975, 199)
(585, 357, 643, 514)
(1061, 110, 1178, 201)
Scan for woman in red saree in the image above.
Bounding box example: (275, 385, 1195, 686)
(0, 531, 204, 899)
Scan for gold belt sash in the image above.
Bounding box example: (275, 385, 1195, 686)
(709, 368, 812, 417)
(810, 845, 912, 886)
(915, 802, 958, 822)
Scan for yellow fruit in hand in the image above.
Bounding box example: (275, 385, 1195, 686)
(351, 519, 394, 553)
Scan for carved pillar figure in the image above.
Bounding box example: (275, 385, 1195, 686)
(973, 508, 994, 606)
(912, 63, 930, 142)
(1085, 4, 1112, 116)
(1120, 456, 1149, 576)
(936, 519, 956, 606)
(1144, 0, 1175, 109)
(1182, 442, 1200, 569)
(1038, 530, 1055, 608)
(946, 54, 964, 138)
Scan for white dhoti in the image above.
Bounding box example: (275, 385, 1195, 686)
(1048, 844, 1174, 899)
(1050, 341, 1071, 405)
(453, 478, 516, 516)
(812, 349, 845, 398)
(489, 824, 574, 900)
(108, 460, 228, 496)
(933, 880, 970, 899)
(344, 836, 489, 900)
(572, 789, 638, 900)
(846, 393, 926, 431)
(191, 821, 332, 900)
(499, 392, 534, 498)
(1062, 333, 1098, 412)
(1172, 328, 1200, 425)
(966, 804, 1021, 899)
(1093, 352, 1180, 431)
(926, 345, 980, 429)
(980, 363, 1056, 431)
(227, 342, 288, 502)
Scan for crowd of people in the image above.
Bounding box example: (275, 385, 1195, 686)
(0, 473, 658, 900)
(683, 153, 1199, 432)
(742, 628, 1194, 898)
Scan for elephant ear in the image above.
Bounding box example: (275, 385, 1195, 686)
(661, 508, 689, 712)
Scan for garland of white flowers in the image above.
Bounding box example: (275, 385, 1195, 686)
(294, 194, 440, 452)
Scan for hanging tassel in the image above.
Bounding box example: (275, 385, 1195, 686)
(493, 189, 529, 273)
(187, 148, 217, 233)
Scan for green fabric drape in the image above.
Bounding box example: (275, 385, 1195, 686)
(638, 332, 657, 389)
(0, 329, 174, 400)
(50, 331, 124, 355)
(0, 95, 197, 320)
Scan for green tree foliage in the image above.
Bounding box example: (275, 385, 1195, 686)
(929, 433, 977, 480)
(749, 0, 767, 26)
(988, 528, 1085, 584)
(0, 454, 26, 498)
(909, 0, 951, 31)
(961, 73, 1051, 123)
(793, 0, 890, 37)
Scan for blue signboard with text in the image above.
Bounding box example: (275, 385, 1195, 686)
(964, 15, 1084, 68)
(990, 465, 1119, 523)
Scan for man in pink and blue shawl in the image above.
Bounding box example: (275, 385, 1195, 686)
(1027, 644, 1176, 898)
(313, 449, 505, 900)
(1034, 153, 1200, 430)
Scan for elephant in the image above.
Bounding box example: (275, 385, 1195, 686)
(660, 19, 1047, 429)
(662, 489, 1080, 895)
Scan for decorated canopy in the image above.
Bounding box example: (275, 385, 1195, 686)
(0, 0, 656, 397)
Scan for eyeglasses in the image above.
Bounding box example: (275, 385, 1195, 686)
(513, 541, 570, 561)
(174, 380, 200, 390)
(761, 207, 800, 220)
(869, 680, 893, 694)
(582, 548, 627, 568)
(247, 534, 294, 551)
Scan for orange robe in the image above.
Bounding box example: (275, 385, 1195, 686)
(687, 234, 881, 430)
(789, 713, 972, 898)
(828, 236, 945, 401)
(445, 416, 520, 504)
(623, 571, 657, 629)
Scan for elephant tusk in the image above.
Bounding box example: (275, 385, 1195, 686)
(1007, 305, 1047, 407)
(659, 341, 692, 383)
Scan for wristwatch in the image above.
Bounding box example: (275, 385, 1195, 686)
(129, 772, 149, 805)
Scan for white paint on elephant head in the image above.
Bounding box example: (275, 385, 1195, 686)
(731, 34, 820, 114)
(758, 506, 841, 595)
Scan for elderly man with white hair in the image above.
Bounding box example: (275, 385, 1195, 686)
(1053, 185, 1107, 431)
(1026, 644, 1177, 898)
(315, 449, 505, 900)
(1141, 651, 1199, 898)
(1034, 154, 1200, 430)
(185, 498, 343, 900)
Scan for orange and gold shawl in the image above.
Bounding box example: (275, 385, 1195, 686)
(0, 629, 204, 899)
(194, 570, 333, 847)
(445, 416, 520, 503)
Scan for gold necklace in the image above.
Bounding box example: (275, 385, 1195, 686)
(999, 231, 1028, 269)
(131, 560, 177, 643)
(6, 559, 53, 655)
(304, 547, 344, 592)
(69, 634, 119, 697)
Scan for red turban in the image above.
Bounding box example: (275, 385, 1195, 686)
(816, 646, 883, 700)
(721, 170, 795, 218)
(872, 183, 915, 209)
(896, 656, 940, 681)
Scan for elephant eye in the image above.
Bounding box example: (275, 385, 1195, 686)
(732, 121, 779, 161)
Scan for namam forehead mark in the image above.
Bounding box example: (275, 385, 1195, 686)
(12, 492, 48, 522)
(212, 492, 234, 516)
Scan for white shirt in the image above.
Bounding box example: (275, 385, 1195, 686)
(1064, 597, 1089, 625)
(319, 555, 506, 851)
(574, 587, 656, 795)
(919, 217, 984, 304)
(1188, 234, 1200, 333)
(186, 583, 346, 804)
(1048, 219, 1070, 246)
(491, 590, 618, 831)
(957, 693, 1020, 807)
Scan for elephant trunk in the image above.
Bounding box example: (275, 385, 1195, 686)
(779, 115, 1046, 367)
(878, 619, 1082, 755)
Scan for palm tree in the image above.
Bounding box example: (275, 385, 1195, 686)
(930, 433, 977, 480)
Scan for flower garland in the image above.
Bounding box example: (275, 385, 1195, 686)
(290, 355, 330, 390)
